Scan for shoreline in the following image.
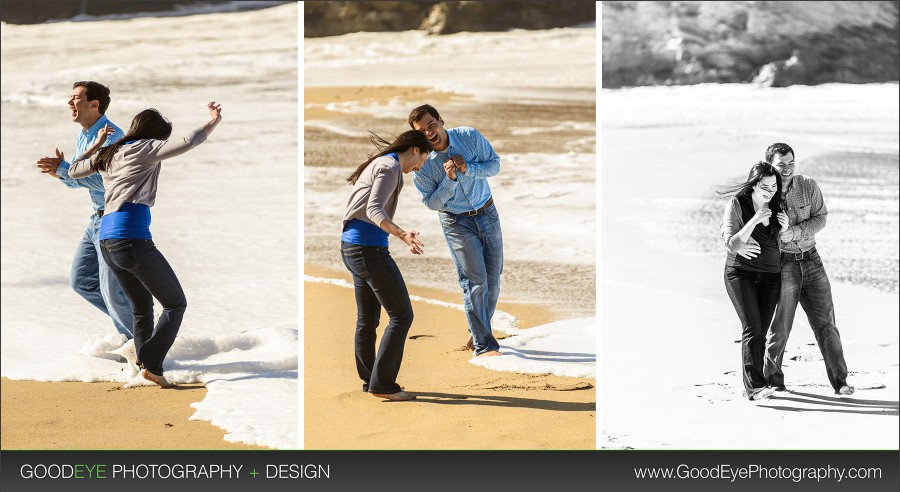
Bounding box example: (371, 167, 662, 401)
(0, 377, 268, 450)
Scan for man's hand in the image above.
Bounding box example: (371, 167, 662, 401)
(736, 237, 761, 259)
(36, 148, 64, 178)
(442, 159, 457, 181)
(449, 154, 466, 174)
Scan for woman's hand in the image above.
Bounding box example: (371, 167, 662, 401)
(95, 124, 115, 145)
(400, 230, 424, 255)
(752, 207, 772, 224)
(202, 101, 223, 136)
(207, 101, 222, 122)
(776, 211, 789, 230)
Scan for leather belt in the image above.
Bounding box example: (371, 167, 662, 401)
(97, 209, 105, 218)
(782, 247, 814, 261)
(461, 197, 493, 216)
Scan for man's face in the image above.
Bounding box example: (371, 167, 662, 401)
(770, 152, 795, 183)
(68, 86, 97, 125)
(412, 113, 448, 151)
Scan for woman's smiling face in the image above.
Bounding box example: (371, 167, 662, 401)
(753, 175, 778, 203)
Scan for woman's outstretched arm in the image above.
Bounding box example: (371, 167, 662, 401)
(150, 102, 223, 162)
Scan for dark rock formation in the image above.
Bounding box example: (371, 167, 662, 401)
(304, 1, 595, 38)
(0, 0, 288, 24)
(304, 1, 436, 37)
(603, 1, 900, 88)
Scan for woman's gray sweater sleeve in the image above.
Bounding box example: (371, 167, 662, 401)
(68, 154, 96, 179)
(722, 197, 746, 254)
(146, 128, 208, 162)
(365, 163, 400, 227)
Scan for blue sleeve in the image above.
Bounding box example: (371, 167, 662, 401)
(461, 130, 500, 179)
(413, 162, 458, 211)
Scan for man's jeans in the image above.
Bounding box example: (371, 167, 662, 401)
(71, 214, 134, 338)
(100, 239, 186, 376)
(341, 242, 413, 394)
(439, 204, 503, 355)
(764, 248, 849, 392)
(724, 266, 781, 398)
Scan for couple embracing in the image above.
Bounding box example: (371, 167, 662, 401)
(721, 143, 854, 401)
(340, 105, 503, 402)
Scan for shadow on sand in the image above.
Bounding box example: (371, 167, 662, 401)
(405, 391, 595, 412)
(759, 390, 899, 416)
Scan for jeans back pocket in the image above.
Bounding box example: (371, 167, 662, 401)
(341, 244, 369, 279)
(101, 239, 140, 270)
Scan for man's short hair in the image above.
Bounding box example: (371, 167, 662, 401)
(765, 143, 795, 163)
(73, 81, 111, 114)
(408, 104, 441, 129)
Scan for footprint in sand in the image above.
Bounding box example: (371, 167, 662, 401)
(463, 378, 593, 392)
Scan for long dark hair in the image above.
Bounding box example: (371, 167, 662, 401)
(93, 108, 173, 172)
(347, 130, 433, 185)
(718, 161, 786, 235)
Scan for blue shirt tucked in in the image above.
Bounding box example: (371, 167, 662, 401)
(413, 127, 499, 214)
(55, 114, 125, 212)
(341, 219, 389, 246)
(99, 202, 152, 240)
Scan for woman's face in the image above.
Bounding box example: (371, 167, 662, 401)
(753, 175, 778, 203)
(401, 148, 428, 174)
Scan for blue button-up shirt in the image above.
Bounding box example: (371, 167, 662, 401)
(55, 114, 125, 212)
(413, 126, 499, 214)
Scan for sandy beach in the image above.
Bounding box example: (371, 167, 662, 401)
(304, 265, 594, 449)
(303, 26, 597, 448)
(1, 377, 265, 450)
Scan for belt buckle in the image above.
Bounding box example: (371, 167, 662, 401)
(465, 208, 480, 217)
(793, 251, 805, 261)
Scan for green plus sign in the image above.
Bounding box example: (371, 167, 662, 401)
(250, 468, 259, 478)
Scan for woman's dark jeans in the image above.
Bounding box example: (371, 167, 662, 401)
(341, 242, 413, 395)
(724, 266, 781, 399)
(100, 239, 186, 376)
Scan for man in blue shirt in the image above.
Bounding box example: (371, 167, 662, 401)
(36, 81, 134, 341)
(409, 104, 503, 357)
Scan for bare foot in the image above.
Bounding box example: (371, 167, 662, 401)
(465, 334, 475, 351)
(372, 391, 416, 401)
(141, 369, 174, 388)
(476, 350, 502, 357)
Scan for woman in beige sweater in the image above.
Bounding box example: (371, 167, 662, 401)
(341, 130, 433, 401)
(70, 102, 222, 388)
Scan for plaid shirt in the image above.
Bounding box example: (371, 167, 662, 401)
(779, 174, 827, 253)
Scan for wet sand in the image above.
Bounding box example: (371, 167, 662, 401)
(1, 377, 267, 450)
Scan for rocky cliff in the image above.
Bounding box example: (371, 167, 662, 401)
(602, 1, 899, 87)
(304, 1, 595, 37)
